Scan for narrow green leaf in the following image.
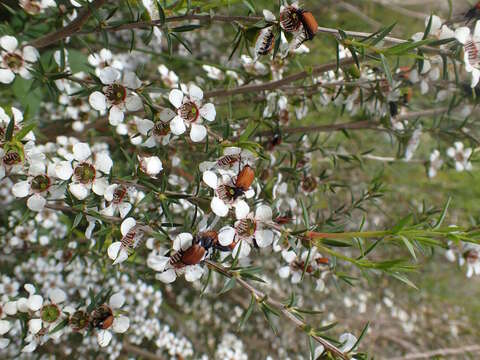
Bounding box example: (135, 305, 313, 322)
(380, 53, 393, 86)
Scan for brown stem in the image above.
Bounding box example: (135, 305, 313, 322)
(29, 0, 108, 49)
(100, 14, 263, 32)
(255, 120, 382, 137)
(205, 260, 350, 360)
(122, 341, 165, 360)
(204, 57, 357, 98)
(44, 203, 122, 223)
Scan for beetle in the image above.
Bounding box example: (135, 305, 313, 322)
(217, 165, 255, 203)
(90, 304, 114, 330)
(170, 231, 231, 268)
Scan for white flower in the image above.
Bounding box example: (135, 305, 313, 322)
(202, 65, 224, 81)
(108, 217, 140, 264)
(11, 162, 56, 212)
(96, 292, 130, 347)
(158, 64, 179, 88)
(455, 22, 480, 87)
(446, 142, 472, 172)
(203, 170, 255, 219)
(404, 126, 422, 160)
(428, 149, 443, 178)
(87, 48, 123, 76)
(19, 0, 56, 15)
(0, 35, 38, 84)
(138, 155, 163, 178)
(168, 84, 216, 142)
(224, 205, 275, 259)
(338, 332, 357, 352)
(459, 244, 480, 278)
(55, 142, 112, 200)
(135, 109, 176, 147)
(199, 146, 255, 173)
(100, 184, 132, 218)
(88, 66, 143, 126)
(278, 248, 326, 284)
(148, 233, 205, 283)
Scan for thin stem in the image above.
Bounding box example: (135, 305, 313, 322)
(205, 260, 350, 360)
(29, 0, 108, 48)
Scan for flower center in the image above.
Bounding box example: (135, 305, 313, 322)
(236, 218, 257, 238)
(41, 304, 60, 323)
(153, 121, 170, 136)
(91, 304, 114, 329)
(74, 163, 96, 184)
(301, 176, 317, 193)
(217, 184, 243, 203)
(112, 185, 127, 204)
(69, 310, 90, 332)
(105, 83, 127, 105)
(280, 6, 302, 32)
(465, 249, 479, 263)
(291, 260, 313, 273)
(179, 101, 199, 123)
(31, 175, 51, 193)
(4, 53, 23, 71)
(2, 150, 21, 166)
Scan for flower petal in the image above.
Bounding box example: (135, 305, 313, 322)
(27, 194, 46, 212)
(112, 315, 130, 333)
(255, 205, 272, 222)
(234, 200, 250, 219)
(73, 142, 92, 161)
(170, 116, 186, 135)
(99, 66, 121, 85)
(190, 123, 207, 142)
(12, 180, 30, 198)
(0, 69, 15, 84)
(199, 103, 216, 122)
(188, 83, 204, 101)
(185, 265, 204, 282)
(169, 89, 184, 108)
(0, 35, 18, 52)
(157, 269, 176, 283)
(55, 161, 73, 180)
(218, 226, 235, 246)
(94, 153, 113, 174)
(89, 91, 107, 111)
(109, 106, 124, 126)
(202, 170, 218, 189)
(107, 241, 122, 261)
(125, 94, 143, 111)
(69, 183, 89, 200)
(92, 177, 109, 196)
(109, 292, 125, 309)
(97, 329, 112, 347)
(211, 197, 229, 217)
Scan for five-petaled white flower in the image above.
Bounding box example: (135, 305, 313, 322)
(108, 217, 142, 264)
(168, 84, 216, 142)
(89, 66, 143, 126)
(0, 36, 38, 84)
(55, 142, 112, 200)
(455, 22, 480, 87)
(203, 170, 254, 219)
(446, 141, 472, 172)
(217, 205, 275, 259)
(148, 232, 205, 283)
(101, 184, 132, 218)
(11, 162, 58, 212)
(95, 292, 130, 347)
